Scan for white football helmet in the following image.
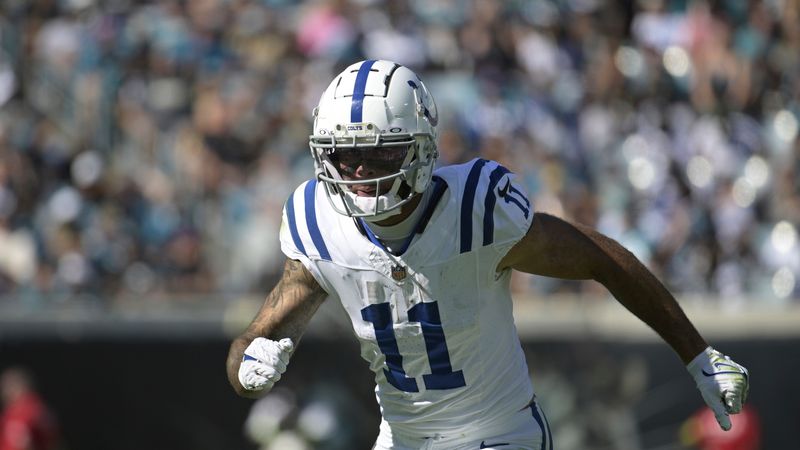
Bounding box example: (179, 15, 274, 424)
(309, 60, 439, 221)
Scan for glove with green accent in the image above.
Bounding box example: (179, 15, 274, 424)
(686, 346, 749, 431)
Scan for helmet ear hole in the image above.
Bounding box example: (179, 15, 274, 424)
(397, 182, 412, 199)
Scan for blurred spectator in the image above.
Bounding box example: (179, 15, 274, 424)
(0, 367, 61, 450)
(529, 345, 649, 450)
(680, 404, 762, 450)
(0, 0, 797, 303)
(244, 384, 371, 450)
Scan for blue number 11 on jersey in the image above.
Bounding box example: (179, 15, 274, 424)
(361, 301, 466, 392)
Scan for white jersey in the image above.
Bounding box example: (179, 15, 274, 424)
(279, 158, 536, 439)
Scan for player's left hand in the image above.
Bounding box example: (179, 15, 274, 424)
(686, 346, 749, 431)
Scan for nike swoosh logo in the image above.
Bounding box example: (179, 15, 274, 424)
(702, 362, 742, 377)
(498, 179, 510, 198)
(480, 441, 510, 449)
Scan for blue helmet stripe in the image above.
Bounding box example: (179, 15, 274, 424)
(304, 180, 331, 261)
(286, 191, 307, 257)
(460, 159, 487, 253)
(351, 60, 376, 122)
(483, 165, 511, 246)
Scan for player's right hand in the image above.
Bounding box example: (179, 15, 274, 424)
(686, 346, 749, 431)
(238, 337, 294, 392)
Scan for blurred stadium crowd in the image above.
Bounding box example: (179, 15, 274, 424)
(0, 0, 798, 304)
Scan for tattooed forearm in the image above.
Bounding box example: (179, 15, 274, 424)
(259, 260, 323, 315)
(253, 259, 327, 340)
(226, 259, 328, 395)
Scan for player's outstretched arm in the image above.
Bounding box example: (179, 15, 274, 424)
(500, 212, 707, 361)
(499, 212, 749, 430)
(226, 258, 328, 398)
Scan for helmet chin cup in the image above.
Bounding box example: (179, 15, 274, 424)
(309, 60, 439, 219)
(346, 191, 404, 222)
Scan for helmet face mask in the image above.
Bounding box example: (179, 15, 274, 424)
(309, 60, 439, 221)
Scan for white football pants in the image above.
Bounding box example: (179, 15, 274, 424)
(372, 400, 554, 450)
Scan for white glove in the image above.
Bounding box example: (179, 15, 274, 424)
(238, 337, 294, 392)
(686, 346, 749, 431)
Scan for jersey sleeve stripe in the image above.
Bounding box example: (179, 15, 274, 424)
(509, 183, 531, 209)
(460, 158, 488, 253)
(482, 165, 511, 246)
(285, 191, 307, 257)
(304, 180, 332, 261)
(503, 193, 530, 219)
(350, 59, 376, 122)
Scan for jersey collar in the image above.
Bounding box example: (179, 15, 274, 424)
(357, 176, 448, 256)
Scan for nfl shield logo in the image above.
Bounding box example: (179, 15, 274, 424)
(391, 265, 407, 281)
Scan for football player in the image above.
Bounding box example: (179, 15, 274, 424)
(226, 60, 749, 450)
